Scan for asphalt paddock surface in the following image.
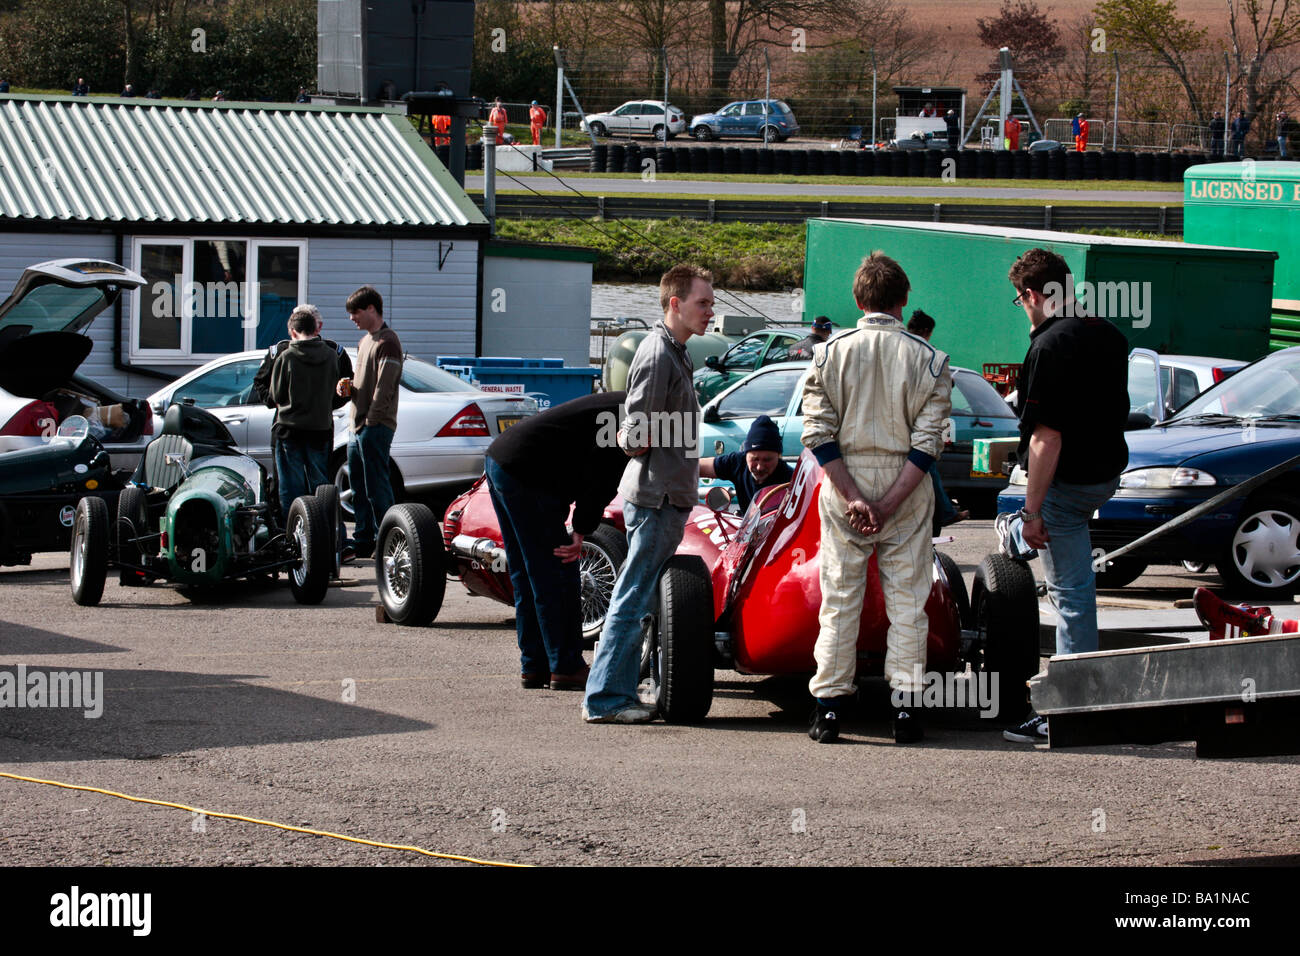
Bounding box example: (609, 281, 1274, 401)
(2, 520, 1298, 868)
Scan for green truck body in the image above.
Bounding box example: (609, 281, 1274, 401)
(802, 218, 1276, 369)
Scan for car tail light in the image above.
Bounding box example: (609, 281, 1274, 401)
(436, 403, 490, 437)
(1212, 366, 1233, 383)
(0, 399, 57, 436)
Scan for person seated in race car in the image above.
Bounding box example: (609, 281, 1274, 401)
(698, 414, 792, 513)
(1193, 587, 1300, 639)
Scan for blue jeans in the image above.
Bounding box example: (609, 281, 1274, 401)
(347, 424, 395, 546)
(485, 457, 585, 676)
(1279, 136, 1289, 158)
(583, 500, 689, 718)
(274, 433, 330, 519)
(1004, 477, 1120, 656)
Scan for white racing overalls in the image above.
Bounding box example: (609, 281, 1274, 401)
(801, 314, 952, 698)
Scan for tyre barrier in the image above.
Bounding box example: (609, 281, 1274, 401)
(577, 144, 1206, 184)
(1117, 150, 1136, 180)
(606, 144, 625, 174)
(1082, 149, 1100, 180)
(467, 142, 483, 170)
(1135, 151, 1155, 181)
(994, 150, 1012, 179)
(1154, 152, 1171, 183)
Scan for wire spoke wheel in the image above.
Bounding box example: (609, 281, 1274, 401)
(381, 527, 412, 605)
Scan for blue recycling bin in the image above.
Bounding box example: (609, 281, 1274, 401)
(436, 356, 599, 410)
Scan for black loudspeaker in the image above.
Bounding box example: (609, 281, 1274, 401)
(316, 0, 474, 104)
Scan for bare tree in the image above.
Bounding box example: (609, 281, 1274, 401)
(1225, 0, 1300, 127)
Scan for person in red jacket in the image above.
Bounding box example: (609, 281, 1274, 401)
(1075, 114, 1089, 152)
(529, 100, 547, 146)
(431, 112, 450, 147)
(1004, 115, 1020, 150)
(487, 98, 508, 141)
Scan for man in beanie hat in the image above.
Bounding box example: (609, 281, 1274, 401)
(788, 316, 835, 360)
(700, 414, 793, 512)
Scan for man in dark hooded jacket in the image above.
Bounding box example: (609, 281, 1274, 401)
(259, 304, 350, 518)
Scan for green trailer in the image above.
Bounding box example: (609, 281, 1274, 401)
(802, 219, 1276, 370)
(1183, 161, 1300, 350)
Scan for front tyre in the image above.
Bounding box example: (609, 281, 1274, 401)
(653, 555, 715, 722)
(971, 553, 1040, 722)
(588, 121, 606, 137)
(1215, 494, 1300, 596)
(315, 483, 343, 579)
(70, 496, 109, 606)
(692, 125, 713, 141)
(376, 503, 445, 626)
(287, 495, 331, 605)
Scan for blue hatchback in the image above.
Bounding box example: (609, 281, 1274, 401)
(689, 100, 800, 142)
(998, 346, 1300, 595)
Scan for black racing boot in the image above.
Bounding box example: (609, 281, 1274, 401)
(809, 696, 851, 743)
(891, 690, 925, 744)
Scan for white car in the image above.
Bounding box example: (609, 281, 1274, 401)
(1128, 350, 1249, 422)
(146, 351, 538, 514)
(583, 100, 686, 140)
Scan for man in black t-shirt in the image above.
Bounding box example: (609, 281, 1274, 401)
(787, 316, 834, 360)
(997, 248, 1129, 745)
(699, 415, 792, 512)
(484, 391, 629, 692)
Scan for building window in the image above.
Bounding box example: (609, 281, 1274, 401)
(130, 237, 306, 362)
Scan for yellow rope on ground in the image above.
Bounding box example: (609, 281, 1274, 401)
(0, 771, 528, 868)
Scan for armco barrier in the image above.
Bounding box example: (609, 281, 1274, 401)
(483, 194, 1185, 234)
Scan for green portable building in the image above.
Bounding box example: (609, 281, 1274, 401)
(802, 219, 1276, 371)
(1183, 161, 1300, 349)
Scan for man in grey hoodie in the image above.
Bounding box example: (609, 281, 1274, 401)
(265, 304, 344, 519)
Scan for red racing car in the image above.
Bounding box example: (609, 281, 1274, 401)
(374, 450, 1039, 723)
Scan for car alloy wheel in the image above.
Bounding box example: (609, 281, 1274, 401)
(761, 125, 778, 143)
(1218, 495, 1300, 594)
(653, 124, 666, 141)
(589, 121, 606, 137)
(693, 125, 712, 141)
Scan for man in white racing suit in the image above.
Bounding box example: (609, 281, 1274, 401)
(800, 251, 952, 744)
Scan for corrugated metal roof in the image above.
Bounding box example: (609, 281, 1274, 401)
(0, 94, 486, 229)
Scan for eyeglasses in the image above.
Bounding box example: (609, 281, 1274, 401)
(1012, 290, 1026, 306)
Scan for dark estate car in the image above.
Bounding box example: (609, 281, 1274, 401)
(0, 259, 149, 565)
(1000, 346, 1300, 594)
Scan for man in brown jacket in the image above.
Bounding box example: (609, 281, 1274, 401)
(336, 285, 402, 559)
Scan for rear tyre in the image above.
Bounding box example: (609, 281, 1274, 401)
(287, 495, 331, 605)
(70, 496, 109, 607)
(936, 550, 971, 630)
(376, 503, 446, 626)
(652, 124, 666, 141)
(652, 555, 715, 722)
(761, 125, 779, 143)
(971, 554, 1040, 722)
(1094, 556, 1147, 589)
(315, 483, 343, 578)
(581, 523, 627, 646)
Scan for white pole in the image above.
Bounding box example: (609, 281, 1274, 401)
(764, 49, 771, 149)
(484, 124, 497, 234)
(871, 49, 877, 146)
(1112, 52, 1120, 150)
(555, 46, 563, 149)
(998, 47, 1011, 150)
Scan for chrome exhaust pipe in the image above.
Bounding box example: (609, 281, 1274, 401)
(450, 534, 508, 572)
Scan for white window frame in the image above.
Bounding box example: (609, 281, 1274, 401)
(130, 236, 308, 363)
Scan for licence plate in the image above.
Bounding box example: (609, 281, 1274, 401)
(497, 416, 522, 432)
